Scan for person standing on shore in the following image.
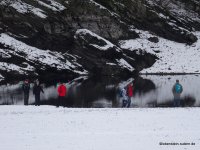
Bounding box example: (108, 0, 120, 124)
(33, 79, 44, 106)
(172, 80, 183, 107)
(122, 87, 128, 108)
(57, 82, 67, 107)
(127, 83, 134, 108)
(22, 79, 30, 106)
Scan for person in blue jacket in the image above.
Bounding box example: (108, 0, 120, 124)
(172, 80, 183, 107)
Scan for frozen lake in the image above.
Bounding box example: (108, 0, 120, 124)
(0, 75, 200, 107)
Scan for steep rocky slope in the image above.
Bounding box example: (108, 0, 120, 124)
(0, 0, 200, 81)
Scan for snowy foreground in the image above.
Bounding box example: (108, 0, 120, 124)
(0, 106, 200, 150)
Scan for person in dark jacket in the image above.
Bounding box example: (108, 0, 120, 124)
(57, 82, 67, 107)
(33, 80, 44, 106)
(172, 80, 183, 107)
(22, 79, 30, 105)
(122, 87, 128, 108)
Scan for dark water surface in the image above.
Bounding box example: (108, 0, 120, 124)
(0, 75, 200, 107)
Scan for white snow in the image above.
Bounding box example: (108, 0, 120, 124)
(0, 33, 88, 75)
(0, 74, 4, 80)
(75, 29, 120, 51)
(146, 0, 200, 23)
(119, 29, 200, 74)
(0, 49, 12, 58)
(89, 0, 119, 17)
(0, 106, 199, 150)
(106, 62, 117, 66)
(0, 62, 35, 75)
(36, 0, 66, 12)
(0, 0, 47, 18)
(116, 58, 135, 72)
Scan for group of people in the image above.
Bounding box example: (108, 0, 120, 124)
(22, 79, 68, 107)
(22, 79, 44, 106)
(119, 83, 134, 108)
(119, 79, 183, 107)
(22, 78, 183, 107)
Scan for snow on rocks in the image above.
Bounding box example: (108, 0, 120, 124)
(89, 0, 119, 17)
(119, 29, 200, 74)
(0, 106, 199, 150)
(36, 0, 66, 12)
(75, 29, 120, 51)
(146, 0, 200, 23)
(0, 0, 47, 18)
(0, 62, 35, 75)
(0, 74, 4, 81)
(0, 49, 12, 58)
(116, 59, 135, 72)
(0, 33, 88, 75)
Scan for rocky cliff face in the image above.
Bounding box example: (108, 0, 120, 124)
(0, 0, 200, 81)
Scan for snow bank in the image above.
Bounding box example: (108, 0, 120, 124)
(0, 0, 47, 18)
(119, 29, 200, 74)
(0, 106, 199, 150)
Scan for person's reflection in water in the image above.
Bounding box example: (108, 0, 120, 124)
(172, 80, 183, 107)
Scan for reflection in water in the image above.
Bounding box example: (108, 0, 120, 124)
(0, 75, 199, 107)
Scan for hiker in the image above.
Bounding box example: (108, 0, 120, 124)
(33, 79, 44, 106)
(22, 79, 30, 105)
(121, 87, 128, 108)
(127, 83, 134, 108)
(172, 80, 183, 107)
(57, 82, 67, 107)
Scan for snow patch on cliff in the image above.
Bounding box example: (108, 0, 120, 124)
(0, 33, 88, 75)
(0, 0, 47, 18)
(37, 0, 66, 12)
(119, 29, 200, 74)
(75, 29, 119, 51)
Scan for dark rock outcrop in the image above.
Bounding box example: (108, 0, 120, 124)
(0, 0, 200, 80)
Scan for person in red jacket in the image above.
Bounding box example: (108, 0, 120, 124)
(57, 82, 67, 107)
(127, 83, 134, 108)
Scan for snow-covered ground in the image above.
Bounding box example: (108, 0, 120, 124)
(119, 29, 200, 74)
(0, 106, 199, 150)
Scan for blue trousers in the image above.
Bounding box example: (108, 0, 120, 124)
(174, 98, 180, 107)
(122, 97, 131, 108)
